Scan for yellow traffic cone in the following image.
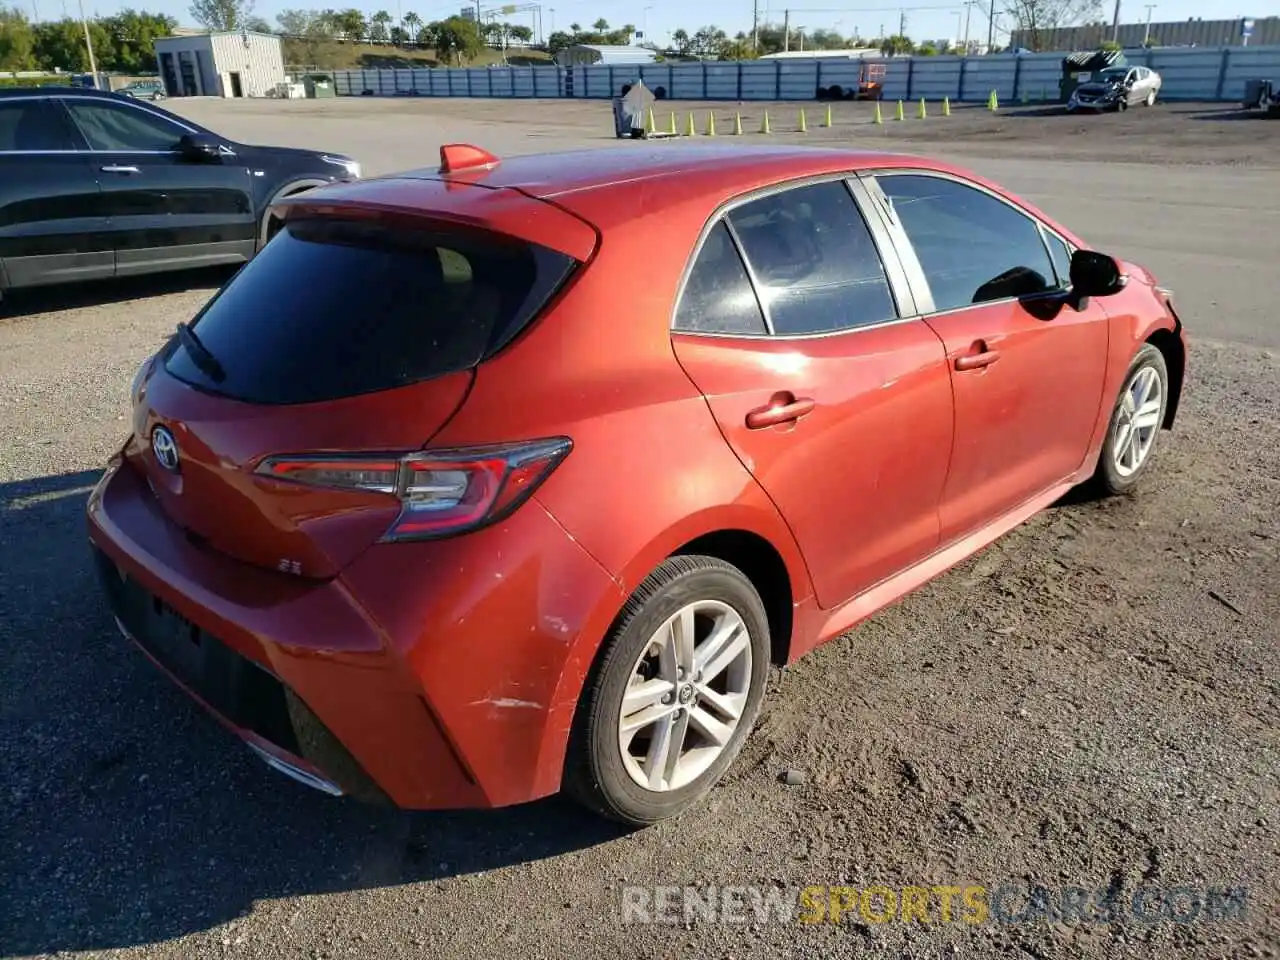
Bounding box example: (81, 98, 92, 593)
(686, 112, 696, 136)
(706, 111, 716, 136)
(823, 103, 832, 127)
(669, 111, 677, 134)
(646, 106, 656, 134)
(917, 97, 927, 119)
(798, 108, 807, 133)
(873, 101, 883, 124)
(895, 99, 905, 121)
(988, 89, 999, 111)
(734, 111, 743, 135)
(760, 110, 771, 134)
(942, 96, 951, 116)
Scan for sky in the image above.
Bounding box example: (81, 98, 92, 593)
(21, 0, 1280, 49)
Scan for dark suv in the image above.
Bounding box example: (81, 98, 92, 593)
(0, 87, 360, 296)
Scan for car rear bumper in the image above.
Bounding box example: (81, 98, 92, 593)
(86, 456, 624, 809)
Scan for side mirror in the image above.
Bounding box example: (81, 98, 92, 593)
(178, 133, 226, 162)
(1069, 250, 1127, 301)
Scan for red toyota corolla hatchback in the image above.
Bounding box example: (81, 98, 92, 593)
(87, 143, 1186, 825)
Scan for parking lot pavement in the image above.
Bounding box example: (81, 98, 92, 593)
(1, 98, 1278, 960)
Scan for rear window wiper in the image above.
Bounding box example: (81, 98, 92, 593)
(175, 322, 226, 383)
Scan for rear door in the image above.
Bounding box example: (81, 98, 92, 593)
(0, 97, 112, 289)
(866, 171, 1108, 544)
(670, 177, 954, 610)
(57, 95, 257, 275)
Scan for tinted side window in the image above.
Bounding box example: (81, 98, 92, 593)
(879, 174, 1056, 311)
(674, 220, 767, 335)
(1043, 231, 1072, 287)
(728, 180, 897, 335)
(0, 100, 76, 151)
(65, 101, 186, 151)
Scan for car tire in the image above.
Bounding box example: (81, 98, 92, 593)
(1086, 344, 1169, 497)
(1145, 89, 1156, 106)
(1117, 97, 1128, 112)
(564, 555, 771, 826)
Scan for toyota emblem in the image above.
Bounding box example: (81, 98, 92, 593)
(152, 425, 180, 471)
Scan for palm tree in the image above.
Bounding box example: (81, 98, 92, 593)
(403, 11, 421, 45)
(592, 17, 609, 32)
(371, 9, 393, 42)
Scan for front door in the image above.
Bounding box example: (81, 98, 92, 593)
(0, 97, 112, 290)
(670, 178, 955, 609)
(56, 96, 257, 276)
(870, 172, 1109, 544)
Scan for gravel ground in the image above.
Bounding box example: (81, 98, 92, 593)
(1, 97, 1277, 960)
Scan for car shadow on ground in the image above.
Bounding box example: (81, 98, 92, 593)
(0, 267, 239, 319)
(0, 470, 628, 955)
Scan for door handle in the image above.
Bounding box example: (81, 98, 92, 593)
(954, 342, 1001, 371)
(745, 392, 816, 429)
(100, 165, 141, 174)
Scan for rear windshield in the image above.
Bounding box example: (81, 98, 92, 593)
(163, 217, 576, 404)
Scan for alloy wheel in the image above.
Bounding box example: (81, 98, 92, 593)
(617, 600, 753, 792)
(1111, 364, 1163, 477)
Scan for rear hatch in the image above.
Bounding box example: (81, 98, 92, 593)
(127, 181, 594, 579)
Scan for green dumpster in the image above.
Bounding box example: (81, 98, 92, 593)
(303, 74, 336, 99)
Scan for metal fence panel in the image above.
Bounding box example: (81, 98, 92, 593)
(667, 64, 702, 99)
(740, 61, 778, 99)
(877, 60, 911, 100)
(1218, 46, 1280, 99)
(778, 62, 818, 99)
(910, 57, 963, 99)
(703, 62, 737, 99)
(957, 57, 1016, 101)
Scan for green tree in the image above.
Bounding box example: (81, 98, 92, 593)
(508, 23, 531, 42)
(369, 9, 392, 41)
(879, 33, 914, 55)
(32, 17, 113, 71)
(670, 27, 689, 54)
(99, 9, 177, 71)
(402, 11, 421, 42)
(428, 15, 482, 64)
(275, 8, 314, 35)
(189, 0, 255, 31)
(591, 17, 608, 32)
(0, 5, 36, 70)
(335, 8, 367, 39)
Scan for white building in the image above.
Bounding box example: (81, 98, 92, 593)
(153, 30, 286, 98)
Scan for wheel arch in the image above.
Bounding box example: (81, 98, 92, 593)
(1146, 326, 1185, 428)
(258, 178, 332, 248)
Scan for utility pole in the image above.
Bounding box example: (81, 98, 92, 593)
(1142, 4, 1155, 45)
(752, 0, 759, 50)
(987, 0, 994, 51)
(1111, 0, 1121, 43)
(963, 0, 973, 53)
(783, 7, 790, 51)
(77, 0, 97, 87)
(898, 8, 907, 37)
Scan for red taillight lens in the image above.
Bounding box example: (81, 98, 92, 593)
(255, 438, 572, 541)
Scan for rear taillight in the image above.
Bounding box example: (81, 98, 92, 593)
(255, 438, 571, 541)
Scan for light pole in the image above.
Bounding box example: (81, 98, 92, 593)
(1143, 4, 1156, 45)
(642, 4, 652, 42)
(77, 0, 98, 88)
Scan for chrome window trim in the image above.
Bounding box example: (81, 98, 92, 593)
(866, 168, 1079, 322)
(670, 170, 919, 342)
